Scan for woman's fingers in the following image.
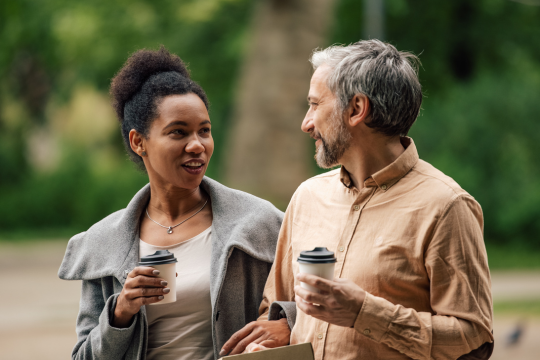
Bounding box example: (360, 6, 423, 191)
(229, 330, 265, 355)
(129, 266, 160, 278)
(138, 295, 165, 306)
(125, 287, 170, 300)
(130, 274, 167, 288)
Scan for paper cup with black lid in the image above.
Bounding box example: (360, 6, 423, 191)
(297, 247, 337, 295)
(139, 250, 178, 305)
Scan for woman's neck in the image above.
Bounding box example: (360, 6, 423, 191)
(147, 181, 206, 223)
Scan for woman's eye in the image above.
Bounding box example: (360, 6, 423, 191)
(200, 128, 211, 134)
(171, 129, 185, 135)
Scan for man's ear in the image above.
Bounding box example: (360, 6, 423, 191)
(347, 94, 370, 127)
(129, 129, 146, 156)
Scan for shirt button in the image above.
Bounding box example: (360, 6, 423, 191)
(317, 333, 323, 339)
(339, 246, 344, 252)
(353, 205, 360, 211)
(363, 329, 371, 335)
(381, 184, 387, 190)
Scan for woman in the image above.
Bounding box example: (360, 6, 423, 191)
(58, 46, 288, 360)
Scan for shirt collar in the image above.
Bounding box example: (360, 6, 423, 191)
(339, 137, 419, 191)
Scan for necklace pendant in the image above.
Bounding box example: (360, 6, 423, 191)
(167, 227, 173, 234)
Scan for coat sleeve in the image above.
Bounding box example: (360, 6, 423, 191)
(72, 278, 141, 360)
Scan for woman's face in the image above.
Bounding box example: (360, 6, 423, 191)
(135, 93, 213, 190)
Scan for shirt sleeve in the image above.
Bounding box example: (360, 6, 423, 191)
(258, 192, 297, 322)
(353, 195, 494, 360)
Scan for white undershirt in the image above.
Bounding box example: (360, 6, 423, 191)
(139, 226, 213, 360)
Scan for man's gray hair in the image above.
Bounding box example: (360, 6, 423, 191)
(310, 40, 422, 137)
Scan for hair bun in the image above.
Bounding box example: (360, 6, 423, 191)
(110, 45, 190, 122)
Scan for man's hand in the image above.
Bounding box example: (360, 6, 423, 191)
(294, 273, 366, 328)
(219, 318, 290, 356)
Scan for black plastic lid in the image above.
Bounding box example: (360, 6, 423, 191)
(297, 247, 337, 264)
(139, 250, 178, 266)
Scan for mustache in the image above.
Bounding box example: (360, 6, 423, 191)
(310, 131, 322, 141)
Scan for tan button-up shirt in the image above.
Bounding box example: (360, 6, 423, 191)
(259, 138, 493, 360)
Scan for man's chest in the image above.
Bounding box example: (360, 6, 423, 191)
(290, 193, 436, 310)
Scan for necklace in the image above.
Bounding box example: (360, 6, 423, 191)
(146, 198, 208, 234)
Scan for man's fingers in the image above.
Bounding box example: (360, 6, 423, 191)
(296, 273, 332, 291)
(295, 295, 326, 317)
(258, 339, 279, 348)
(294, 285, 326, 305)
(245, 342, 268, 353)
(220, 322, 257, 356)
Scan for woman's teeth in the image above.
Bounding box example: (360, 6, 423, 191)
(184, 162, 203, 168)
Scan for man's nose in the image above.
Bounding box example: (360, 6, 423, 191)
(301, 110, 314, 134)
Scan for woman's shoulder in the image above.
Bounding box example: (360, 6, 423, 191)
(58, 185, 151, 281)
(202, 177, 284, 221)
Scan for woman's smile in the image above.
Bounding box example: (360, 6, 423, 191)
(181, 158, 206, 175)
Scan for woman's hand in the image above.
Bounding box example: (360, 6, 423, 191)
(112, 267, 169, 328)
(219, 318, 290, 356)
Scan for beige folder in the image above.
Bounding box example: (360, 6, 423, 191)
(221, 343, 314, 360)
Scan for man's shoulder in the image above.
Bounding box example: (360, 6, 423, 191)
(409, 159, 475, 205)
(296, 168, 342, 194)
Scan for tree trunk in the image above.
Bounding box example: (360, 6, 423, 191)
(224, 0, 337, 208)
(364, 0, 384, 40)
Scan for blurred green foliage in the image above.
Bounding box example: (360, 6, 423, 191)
(1, 0, 540, 254)
(0, 0, 254, 235)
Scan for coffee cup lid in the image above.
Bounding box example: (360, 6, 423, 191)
(298, 247, 337, 264)
(139, 250, 178, 266)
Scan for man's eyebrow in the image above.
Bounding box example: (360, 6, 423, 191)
(307, 96, 319, 102)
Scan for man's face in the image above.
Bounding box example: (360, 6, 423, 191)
(302, 65, 352, 169)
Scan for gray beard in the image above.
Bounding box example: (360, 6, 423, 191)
(314, 107, 352, 169)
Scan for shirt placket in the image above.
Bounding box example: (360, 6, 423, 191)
(315, 185, 377, 360)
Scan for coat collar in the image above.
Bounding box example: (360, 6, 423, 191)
(58, 177, 282, 295)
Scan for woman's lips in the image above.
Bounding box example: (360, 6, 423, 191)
(181, 162, 205, 175)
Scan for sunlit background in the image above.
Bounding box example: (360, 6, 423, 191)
(1, 0, 539, 359)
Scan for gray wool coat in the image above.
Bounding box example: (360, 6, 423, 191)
(58, 177, 295, 360)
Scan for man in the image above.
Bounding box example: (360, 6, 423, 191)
(221, 40, 494, 360)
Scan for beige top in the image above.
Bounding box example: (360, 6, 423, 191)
(259, 138, 493, 360)
(140, 226, 213, 360)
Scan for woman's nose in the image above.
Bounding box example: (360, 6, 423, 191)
(185, 136, 205, 154)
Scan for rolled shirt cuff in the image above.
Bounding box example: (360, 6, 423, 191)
(354, 292, 394, 342)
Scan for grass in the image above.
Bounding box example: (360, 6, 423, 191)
(486, 243, 540, 270)
(0, 228, 79, 242)
(494, 300, 540, 317)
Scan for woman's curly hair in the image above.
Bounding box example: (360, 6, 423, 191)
(110, 45, 209, 169)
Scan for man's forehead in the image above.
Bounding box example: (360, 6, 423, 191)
(309, 65, 333, 99)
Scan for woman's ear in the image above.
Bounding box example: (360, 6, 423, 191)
(129, 129, 146, 157)
(347, 94, 370, 127)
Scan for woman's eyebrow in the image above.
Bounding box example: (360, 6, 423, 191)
(164, 120, 188, 130)
(164, 119, 211, 130)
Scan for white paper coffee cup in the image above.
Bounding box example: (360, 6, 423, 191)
(139, 250, 178, 305)
(297, 247, 337, 297)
